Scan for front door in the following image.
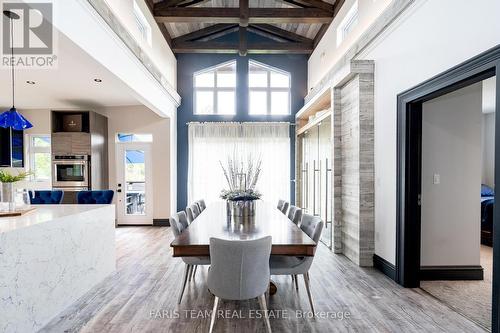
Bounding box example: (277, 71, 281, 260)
(116, 143, 153, 225)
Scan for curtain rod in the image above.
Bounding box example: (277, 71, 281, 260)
(186, 121, 296, 126)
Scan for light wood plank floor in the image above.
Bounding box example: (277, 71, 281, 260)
(42, 227, 486, 333)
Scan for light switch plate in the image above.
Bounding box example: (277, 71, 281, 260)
(433, 174, 440, 185)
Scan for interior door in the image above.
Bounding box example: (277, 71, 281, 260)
(116, 142, 153, 225)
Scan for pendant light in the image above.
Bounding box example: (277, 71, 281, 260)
(0, 10, 33, 130)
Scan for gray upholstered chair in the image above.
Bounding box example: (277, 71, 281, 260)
(287, 205, 303, 226)
(207, 237, 273, 333)
(270, 214, 323, 312)
(277, 199, 285, 210)
(186, 203, 201, 224)
(170, 211, 210, 304)
(280, 201, 289, 215)
(196, 199, 206, 212)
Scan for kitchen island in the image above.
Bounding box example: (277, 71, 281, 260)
(0, 205, 115, 333)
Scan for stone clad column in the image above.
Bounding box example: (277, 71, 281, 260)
(332, 60, 375, 266)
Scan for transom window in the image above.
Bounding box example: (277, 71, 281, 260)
(337, 1, 358, 47)
(249, 60, 290, 115)
(116, 133, 153, 143)
(194, 60, 237, 115)
(133, 0, 152, 46)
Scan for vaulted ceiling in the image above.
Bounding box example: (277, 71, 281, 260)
(145, 0, 345, 55)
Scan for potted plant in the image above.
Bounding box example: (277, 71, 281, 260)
(220, 156, 262, 217)
(0, 170, 31, 211)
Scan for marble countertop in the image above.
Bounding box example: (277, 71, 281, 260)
(0, 205, 112, 234)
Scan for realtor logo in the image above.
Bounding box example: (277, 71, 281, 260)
(2, 1, 57, 68)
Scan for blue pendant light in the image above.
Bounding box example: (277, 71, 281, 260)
(0, 10, 33, 130)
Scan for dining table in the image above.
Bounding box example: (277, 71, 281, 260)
(171, 201, 317, 257)
(170, 201, 318, 294)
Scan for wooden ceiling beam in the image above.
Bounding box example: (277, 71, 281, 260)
(154, 7, 333, 24)
(172, 41, 313, 54)
(240, 0, 249, 27)
(239, 26, 247, 56)
(249, 24, 313, 44)
(154, 0, 187, 10)
(172, 24, 238, 43)
(279, 0, 335, 13)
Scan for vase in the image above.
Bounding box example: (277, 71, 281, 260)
(228, 200, 256, 217)
(1, 182, 15, 212)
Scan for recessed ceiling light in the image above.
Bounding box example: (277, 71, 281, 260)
(26, 81, 36, 85)
(94, 78, 102, 83)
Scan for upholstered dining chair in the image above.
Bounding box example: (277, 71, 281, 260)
(186, 203, 201, 224)
(77, 190, 114, 204)
(170, 211, 210, 304)
(196, 199, 206, 212)
(287, 205, 303, 226)
(270, 214, 323, 312)
(29, 190, 64, 204)
(280, 201, 289, 215)
(207, 237, 272, 333)
(277, 199, 285, 210)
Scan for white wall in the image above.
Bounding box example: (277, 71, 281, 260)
(482, 113, 495, 188)
(52, 0, 179, 119)
(482, 77, 496, 188)
(103, 105, 172, 220)
(420, 83, 482, 267)
(357, 0, 500, 264)
(308, 0, 392, 91)
(105, 0, 177, 89)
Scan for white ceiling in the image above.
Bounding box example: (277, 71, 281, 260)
(0, 32, 140, 111)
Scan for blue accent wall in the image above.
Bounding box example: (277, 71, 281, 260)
(176, 52, 308, 210)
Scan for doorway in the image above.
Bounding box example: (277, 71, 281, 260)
(116, 142, 153, 225)
(396, 45, 500, 332)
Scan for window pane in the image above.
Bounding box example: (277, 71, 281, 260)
(270, 72, 290, 88)
(194, 72, 214, 87)
(271, 91, 289, 115)
(249, 91, 267, 115)
(117, 134, 153, 143)
(195, 91, 214, 114)
(249, 72, 268, 88)
(33, 152, 51, 180)
(217, 72, 236, 88)
(217, 91, 235, 115)
(32, 136, 50, 147)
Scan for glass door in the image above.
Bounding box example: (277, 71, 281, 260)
(116, 143, 153, 225)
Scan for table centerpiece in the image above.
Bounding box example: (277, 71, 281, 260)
(220, 156, 262, 217)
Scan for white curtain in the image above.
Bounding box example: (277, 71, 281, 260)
(188, 122, 290, 206)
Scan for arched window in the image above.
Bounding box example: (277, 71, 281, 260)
(248, 60, 290, 115)
(193, 60, 236, 115)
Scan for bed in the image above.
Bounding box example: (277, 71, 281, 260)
(481, 184, 495, 246)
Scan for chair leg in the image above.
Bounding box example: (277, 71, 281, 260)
(188, 264, 193, 282)
(178, 264, 190, 304)
(303, 273, 315, 313)
(294, 275, 299, 291)
(258, 294, 272, 333)
(193, 265, 198, 279)
(209, 296, 220, 333)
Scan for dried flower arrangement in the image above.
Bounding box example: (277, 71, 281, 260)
(219, 155, 262, 201)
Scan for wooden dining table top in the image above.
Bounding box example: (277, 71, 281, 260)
(170, 201, 317, 257)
